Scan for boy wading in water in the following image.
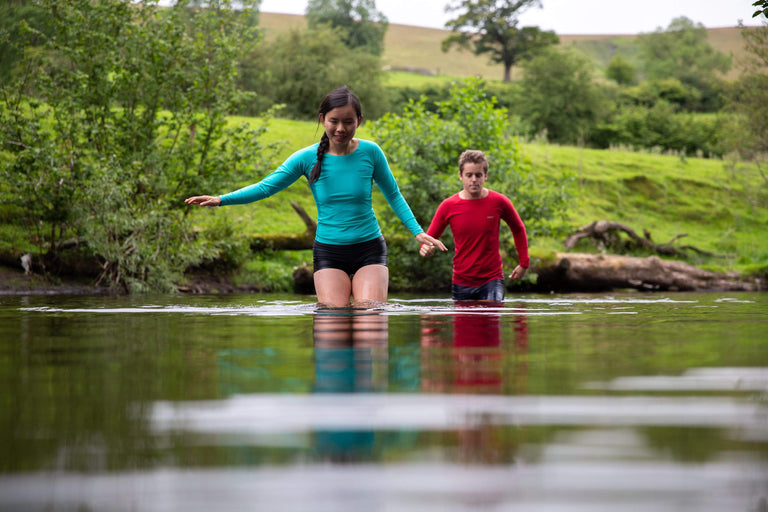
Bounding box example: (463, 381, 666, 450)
(420, 150, 529, 301)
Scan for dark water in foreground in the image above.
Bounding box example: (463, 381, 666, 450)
(0, 292, 766, 512)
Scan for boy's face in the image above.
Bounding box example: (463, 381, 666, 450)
(459, 162, 488, 199)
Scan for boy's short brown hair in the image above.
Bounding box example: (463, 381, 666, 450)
(458, 150, 489, 174)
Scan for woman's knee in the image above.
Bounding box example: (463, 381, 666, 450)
(352, 265, 388, 301)
(314, 268, 352, 306)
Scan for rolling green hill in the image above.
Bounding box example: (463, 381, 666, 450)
(258, 12, 755, 82)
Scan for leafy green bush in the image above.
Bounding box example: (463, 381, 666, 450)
(605, 55, 638, 85)
(621, 78, 701, 110)
(383, 79, 525, 123)
(592, 102, 724, 156)
(0, 0, 282, 292)
(372, 77, 574, 290)
(517, 47, 608, 145)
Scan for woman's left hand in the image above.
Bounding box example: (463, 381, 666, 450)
(415, 233, 447, 252)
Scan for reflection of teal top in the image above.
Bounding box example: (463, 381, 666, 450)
(219, 139, 423, 245)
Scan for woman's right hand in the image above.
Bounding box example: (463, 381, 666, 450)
(185, 195, 221, 207)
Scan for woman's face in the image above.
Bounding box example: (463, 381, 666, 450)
(321, 104, 361, 148)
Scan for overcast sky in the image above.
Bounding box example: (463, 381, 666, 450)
(258, 0, 765, 34)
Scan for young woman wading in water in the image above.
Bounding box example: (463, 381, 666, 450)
(186, 86, 446, 307)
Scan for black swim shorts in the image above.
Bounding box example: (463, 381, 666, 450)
(451, 278, 505, 301)
(313, 236, 388, 277)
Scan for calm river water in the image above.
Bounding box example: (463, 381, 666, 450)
(0, 291, 766, 512)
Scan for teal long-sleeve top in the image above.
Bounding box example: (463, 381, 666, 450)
(219, 139, 424, 245)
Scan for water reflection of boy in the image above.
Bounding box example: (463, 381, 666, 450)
(419, 307, 529, 464)
(455, 307, 530, 463)
(452, 307, 503, 393)
(312, 309, 388, 462)
(420, 150, 529, 301)
(419, 308, 501, 393)
(419, 304, 529, 394)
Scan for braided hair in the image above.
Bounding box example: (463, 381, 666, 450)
(309, 86, 363, 184)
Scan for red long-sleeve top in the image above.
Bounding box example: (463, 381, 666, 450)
(426, 190, 529, 287)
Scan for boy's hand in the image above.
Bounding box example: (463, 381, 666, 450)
(509, 265, 527, 280)
(415, 233, 446, 256)
(419, 243, 436, 257)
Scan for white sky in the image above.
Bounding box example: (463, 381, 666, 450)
(258, 0, 765, 34)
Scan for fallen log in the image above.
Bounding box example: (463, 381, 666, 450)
(249, 201, 315, 251)
(292, 264, 315, 294)
(533, 252, 763, 292)
(249, 232, 314, 251)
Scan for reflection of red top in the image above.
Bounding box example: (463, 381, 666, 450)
(426, 190, 529, 287)
(453, 314, 502, 389)
(453, 314, 501, 348)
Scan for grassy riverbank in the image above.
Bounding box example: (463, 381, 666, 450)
(187, 15, 768, 292)
(0, 13, 768, 291)
(178, 116, 767, 292)
(2, 114, 764, 294)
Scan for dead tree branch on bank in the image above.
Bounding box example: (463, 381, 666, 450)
(564, 220, 728, 258)
(534, 252, 762, 292)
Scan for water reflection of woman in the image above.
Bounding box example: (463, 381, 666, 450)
(312, 309, 389, 462)
(313, 308, 389, 392)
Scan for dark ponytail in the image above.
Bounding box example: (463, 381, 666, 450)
(308, 85, 363, 184)
(309, 133, 329, 183)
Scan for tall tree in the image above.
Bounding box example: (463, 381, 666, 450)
(726, 22, 768, 156)
(442, 0, 558, 82)
(638, 17, 731, 111)
(754, 0, 768, 18)
(518, 47, 605, 144)
(305, 0, 388, 56)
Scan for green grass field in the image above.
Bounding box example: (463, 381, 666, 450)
(190, 116, 767, 290)
(521, 143, 768, 272)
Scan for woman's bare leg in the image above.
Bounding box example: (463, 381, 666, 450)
(351, 264, 389, 306)
(314, 268, 353, 307)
